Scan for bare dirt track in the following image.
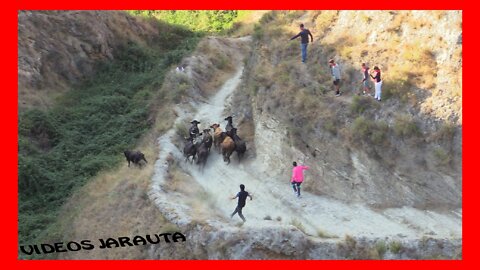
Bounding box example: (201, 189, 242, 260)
(148, 38, 461, 259)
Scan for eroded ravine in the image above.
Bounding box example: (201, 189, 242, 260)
(149, 39, 461, 259)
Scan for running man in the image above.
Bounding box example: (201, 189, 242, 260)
(329, 59, 342, 96)
(361, 63, 371, 96)
(370, 66, 382, 101)
(289, 24, 313, 63)
(231, 184, 253, 222)
(291, 161, 310, 198)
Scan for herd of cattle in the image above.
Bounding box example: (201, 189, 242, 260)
(184, 116, 247, 168)
(123, 116, 246, 169)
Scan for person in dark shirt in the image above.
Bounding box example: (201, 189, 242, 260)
(189, 120, 200, 140)
(370, 66, 382, 101)
(289, 24, 313, 63)
(230, 184, 253, 222)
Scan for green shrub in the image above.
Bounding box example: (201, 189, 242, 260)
(393, 115, 421, 138)
(323, 117, 337, 135)
(211, 53, 230, 70)
(259, 11, 276, 24)
(433, 147, 451, 166)
(253, 23, 264, 41)
(350, 95, 377, 115)
(129, 10, 240, 34)
(317, 229, 338, 239)
(375, 240, 387, 257)
(290, 218, 307, 235)
(389, 241, 403, 254)
(352, 116, 371, 138)
(351, 117, 390, 147)
(382, 79, 412, 102)
(18, 21, 200, 247)
(435, 123, 456, 142)
(371, 121, 389, 145)
(175, 122, 189, 140)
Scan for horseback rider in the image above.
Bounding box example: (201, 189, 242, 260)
(189, 120, 201, 140)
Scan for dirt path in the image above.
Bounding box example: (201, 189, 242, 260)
(149, 38, 461, 251)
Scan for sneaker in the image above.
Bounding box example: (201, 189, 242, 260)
(335, 93, 341, 97)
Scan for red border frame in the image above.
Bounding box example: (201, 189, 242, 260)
(6, 0, 472, 269)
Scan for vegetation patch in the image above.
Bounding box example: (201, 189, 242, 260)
(393, 114, 421, 138)
(18, 11, 242, 248)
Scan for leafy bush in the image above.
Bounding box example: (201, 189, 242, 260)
(393, 115, 421, 138)
(382, 79, 412, 102)
(259, 11, 276, 24)
(18, 21, 200, 246)
(375, 240, 387, 257)
(350, 95, 377, 115)
(129, 10, 240, 34)
(290, 218, 307, 235)
(351, 117, 390, 146)
(323, 117, 337, 135)
(433, 147, 451, 166)
(389, 241, 404, 254)
(434, 123, 456, 142)
(252, 24, 264, 41)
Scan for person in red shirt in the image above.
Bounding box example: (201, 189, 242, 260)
(291, 161, 310, 198)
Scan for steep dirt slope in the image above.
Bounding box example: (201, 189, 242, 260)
(245, 10, 462, 209)
(18, 10, 161, 110)
(149, 36, 461, 259)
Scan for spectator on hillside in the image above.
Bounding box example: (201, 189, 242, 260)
(370, 66, 382, 101)
(361, 63, 372, 96)
(289, 23, 313, 63)
(329, 59, 342, 96)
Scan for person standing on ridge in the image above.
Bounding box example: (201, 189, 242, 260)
(370, 66, 382, 101)
(231, 184, 253, 222)
(289, 23, 313, 63)
(361, 63, 371, 96)
(291, 161, 309, 198)
(329, 59, 342, 96)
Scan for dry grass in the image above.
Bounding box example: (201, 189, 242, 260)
(54, 128, 175, 259)
(433, 147, 452, 167)
(227, 11, 270, 37)
(290, 219, 308, 235)
(312, 11, 339, 33)
(48, 36, 250, 259)
(393, 114, 421, 138)
(317, 228, 338, 239)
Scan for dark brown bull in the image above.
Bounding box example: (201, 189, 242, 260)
(202, 128, 213, 153)
(230, 127, 246, 162)
(124, 150, 148, 167)
(195, 141, 209, 170)
(183, 137, 196, 163)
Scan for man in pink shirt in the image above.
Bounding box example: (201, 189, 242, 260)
(291, 161, 309, 198)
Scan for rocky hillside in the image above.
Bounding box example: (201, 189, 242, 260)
(18, 10, 462, 260)
(18, 10, 168, 110)
(245, 10, 462, 209)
